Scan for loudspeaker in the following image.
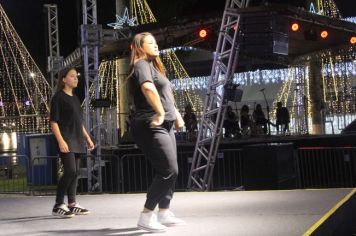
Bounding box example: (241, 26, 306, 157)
(224, 84, 243, 102)
(243, 143, 296, 190)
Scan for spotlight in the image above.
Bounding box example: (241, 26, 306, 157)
(350, 36, 356, 44)
(291, 23, 299, 32)
(198, 29, 208, 39)
(320, 30, 328, 39)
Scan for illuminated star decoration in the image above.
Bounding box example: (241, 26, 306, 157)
(107, 7, 136, 29)
(309, 3, 316, 13)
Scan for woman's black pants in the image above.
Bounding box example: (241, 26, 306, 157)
(131, 119, 178, 210)
(55, 152, 80, 205)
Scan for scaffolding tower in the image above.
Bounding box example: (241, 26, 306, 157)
(44, 4, 63, 94)
(187, 0, 250, 191)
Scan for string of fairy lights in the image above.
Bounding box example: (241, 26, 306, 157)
(343, 17, 356, 24)
(172, 57, 356, 134)
(160, 49, 203, 111)
(90, 59, 119, 109)
(318, 0, 341, 18)
(0, 4, 51, 133)
(322, 59, 355, 114)
(130, 0, 156, 25)
(312, 0, 342, 18)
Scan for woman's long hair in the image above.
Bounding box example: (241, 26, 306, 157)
(56, 67, 76, 92)
(126, 32, 166, 95)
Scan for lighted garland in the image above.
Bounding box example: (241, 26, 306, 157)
(0, 4, 51, 133)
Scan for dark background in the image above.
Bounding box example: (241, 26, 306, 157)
(0, 0, 354, 76)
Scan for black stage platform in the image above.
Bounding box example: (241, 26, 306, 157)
(0, 188, 355, 236)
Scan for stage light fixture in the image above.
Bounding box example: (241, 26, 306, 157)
(199, 29, 208, 39)
(320, 30, 328, 39)
(350, 36, 356, 44)
(291, 23, 299, 32)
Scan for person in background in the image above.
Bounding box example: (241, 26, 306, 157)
(276, 102, 290, 135)
(240, 104, 251, 136)
(50, 67, 94, 218)
(252, 104, 268, 135)
(223, 105, 240, 138)
(183, 104, 198, 141)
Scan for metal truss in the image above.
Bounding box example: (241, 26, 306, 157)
(81, 0, 102, 192)
(63, 29, 122, 68)
(187, 0, 250, 191)
(44, 4, 63, 94)
(63, 48, 81, 68)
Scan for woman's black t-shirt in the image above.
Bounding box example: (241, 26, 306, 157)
(50, 90, 86, 153)
(131, 59, 176, 121)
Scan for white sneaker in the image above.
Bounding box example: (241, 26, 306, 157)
(68, 203, 90, 215)
(137, 211, 167, 233)
(158, 210, 186, 226)
(52, 204, 75, 218)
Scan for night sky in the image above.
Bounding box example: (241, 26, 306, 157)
(0, 0, 355, 77)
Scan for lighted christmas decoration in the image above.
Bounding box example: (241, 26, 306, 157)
(107, 7, 136, 29)
(160, 46, 196, 54)
(0, 4, 51, 133)
(171, 68, 290, 91)
(322, 59, 356, 115)
(89, 59, 119, 109)
(317, 0, 342, 18)
(161, 50, 203, 112)
(343, 17, 356, 24)
(308, 0, 343, 18)
(130, 0, 156, 25)
(171, 56, 355, 135)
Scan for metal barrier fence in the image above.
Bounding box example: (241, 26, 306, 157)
(119, 149, 244, 193)
(2, 146, 355, 195)
(0, 154, 30, 194)
(297, 147, 356, 188)
(76, 154, 122, 193)
(211, 149, 244, 190)
(29, 154, 122, 195)
(30, 156, 60, 195)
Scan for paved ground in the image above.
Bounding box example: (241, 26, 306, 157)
(0, 188, 352, 236)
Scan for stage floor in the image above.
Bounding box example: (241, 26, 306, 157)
(0, 188, 354, 236)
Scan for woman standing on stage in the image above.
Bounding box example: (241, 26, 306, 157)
(127, 32, 186, 232)
(50, 67, 94, 218)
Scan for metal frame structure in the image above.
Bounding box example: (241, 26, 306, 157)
(81, 0, 102, 192)
(44, 4, 63, 94)
(187, 0, 250, 191)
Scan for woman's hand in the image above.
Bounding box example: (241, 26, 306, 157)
(175, 112, 185, 130)
(58, 140, 70, 153)
(150, 113, 164, 128)
(86, 137, 95, 151)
